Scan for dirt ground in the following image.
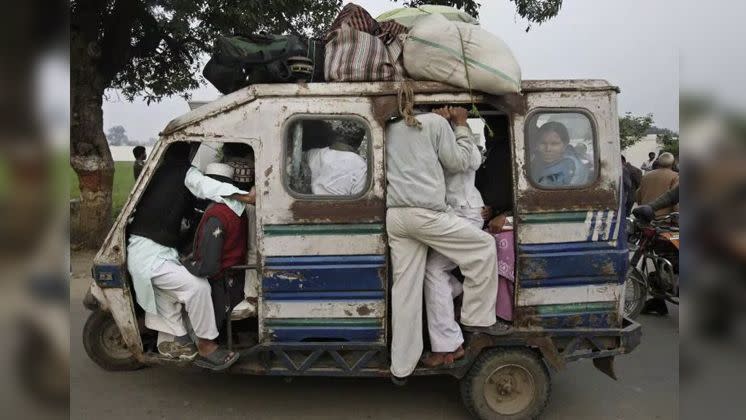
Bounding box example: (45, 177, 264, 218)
(70, 250, 678, 419)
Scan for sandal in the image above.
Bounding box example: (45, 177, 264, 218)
(193, 348, 240, 371)
(158, 341, 198, 360)
(421, 351, 456, 368)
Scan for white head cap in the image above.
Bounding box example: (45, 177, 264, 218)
(204, 162, 235, 180)
(657, 152, 675, 168)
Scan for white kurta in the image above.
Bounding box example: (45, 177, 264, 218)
(306, 147, 367, 195)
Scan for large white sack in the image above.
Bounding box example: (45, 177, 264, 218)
(377, 5, 478, 28)
(403, 13, 521, 95)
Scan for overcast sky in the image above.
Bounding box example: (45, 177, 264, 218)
(102, 0, 679, 143)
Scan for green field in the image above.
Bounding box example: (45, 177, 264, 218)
(69, 161, 135, 217)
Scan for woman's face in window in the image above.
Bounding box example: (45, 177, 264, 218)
(537, 130, 566, 164)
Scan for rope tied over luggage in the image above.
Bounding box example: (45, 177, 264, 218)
(455, 26, 494, 139)
(397, 79, 422, 129)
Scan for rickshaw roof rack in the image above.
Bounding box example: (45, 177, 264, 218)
(162, 79, 618, 137)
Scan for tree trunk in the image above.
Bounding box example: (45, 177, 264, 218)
(70, 34, 114, 248)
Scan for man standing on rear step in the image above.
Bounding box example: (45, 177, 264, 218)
(385, 106, 511, 382)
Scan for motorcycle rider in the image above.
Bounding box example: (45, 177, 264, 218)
(632, 185, 680, 315)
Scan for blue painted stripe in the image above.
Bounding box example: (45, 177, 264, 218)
(520, 241, 618, 254)
(268, 327, 383, 342)
(265, 255, 386, 267)
(608, 211, 618, 241)
(263, 255, 385, 292)
(587, 210, 598, 241)
(263, 291, 386, 301)
(520, 276, 622, 288)
(518, 249, 628, 280)
(263, 266, 384, 292)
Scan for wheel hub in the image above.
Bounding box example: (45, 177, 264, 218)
(101, 321, 132, 360)
(483, 364, 535, 415)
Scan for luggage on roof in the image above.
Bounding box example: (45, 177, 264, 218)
(203, 34, 324, 94)
(403, 13, 522, 95)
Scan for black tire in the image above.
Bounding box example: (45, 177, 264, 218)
(460, 348, 551, 420)
(83, 311, 144, 371)
(623, 268, 647, 319)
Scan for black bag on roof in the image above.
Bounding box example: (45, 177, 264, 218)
(203, 33, 325, 94)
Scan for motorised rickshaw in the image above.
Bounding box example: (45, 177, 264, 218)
(83, 80, 641, 419)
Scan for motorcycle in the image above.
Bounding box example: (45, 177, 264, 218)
(623, 210, 680, 319)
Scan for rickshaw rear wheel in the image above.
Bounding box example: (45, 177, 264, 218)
(83, 310, 144, 371)
(460, 348, 550, 420)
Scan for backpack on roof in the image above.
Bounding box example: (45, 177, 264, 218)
(203, 34, 325, 94)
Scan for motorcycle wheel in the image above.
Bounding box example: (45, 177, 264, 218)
(623, 268, 647, 319)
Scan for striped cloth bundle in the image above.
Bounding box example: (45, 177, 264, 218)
(324, 3, 407, 82)
(324, 23, 404, 82)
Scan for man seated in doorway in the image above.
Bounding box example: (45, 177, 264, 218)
(183, 163, 250, 345)
(305, 120, 367, 195)
(127, 142, 255, 371)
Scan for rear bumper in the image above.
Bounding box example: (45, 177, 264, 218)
(619, 316, 643, 354)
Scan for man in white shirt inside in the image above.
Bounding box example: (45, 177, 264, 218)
(306, 123, 367, 196)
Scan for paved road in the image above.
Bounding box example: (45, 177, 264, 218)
(71, 251, 678, 419)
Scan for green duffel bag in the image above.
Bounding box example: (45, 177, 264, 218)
(203, 33, 325, 94)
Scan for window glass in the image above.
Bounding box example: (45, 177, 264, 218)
(285, 118, 370, 197)
(526, 112, 596, 188)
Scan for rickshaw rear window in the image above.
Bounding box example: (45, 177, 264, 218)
(525, 111, 598, 189)
(284, 116, 372, 198)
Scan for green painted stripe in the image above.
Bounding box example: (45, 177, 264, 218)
(408, 35, 521, 88)
(264, 318, 382, 327)
(531, 301, 617, 316)
(264, 224, 384, 236)
(520, 212, 589, 224)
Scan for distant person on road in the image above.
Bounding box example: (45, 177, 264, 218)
(133, 146, 147, 180)
(641, 152, 656, 173)
(636, 152, 679, 217)
(621, 155, 642, 217)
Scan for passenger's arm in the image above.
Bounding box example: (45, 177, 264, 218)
(185, 216, 224, 278)
(184, 166, 250, 215)
(436, 109, 480, 174)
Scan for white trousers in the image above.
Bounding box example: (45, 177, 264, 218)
(424, 207, 485, 352)
(144, 260, 219, 341)
(387, 207, 498, 377)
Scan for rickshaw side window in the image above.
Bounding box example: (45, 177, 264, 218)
(525, 112, 597, 189)
(284, 117, 371, 198)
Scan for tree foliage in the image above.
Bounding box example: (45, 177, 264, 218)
(106, 125, 129, 146)
(71, 0, 343, 105)
(657, 132, 679, 157)
(619, 112, 654, 150)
